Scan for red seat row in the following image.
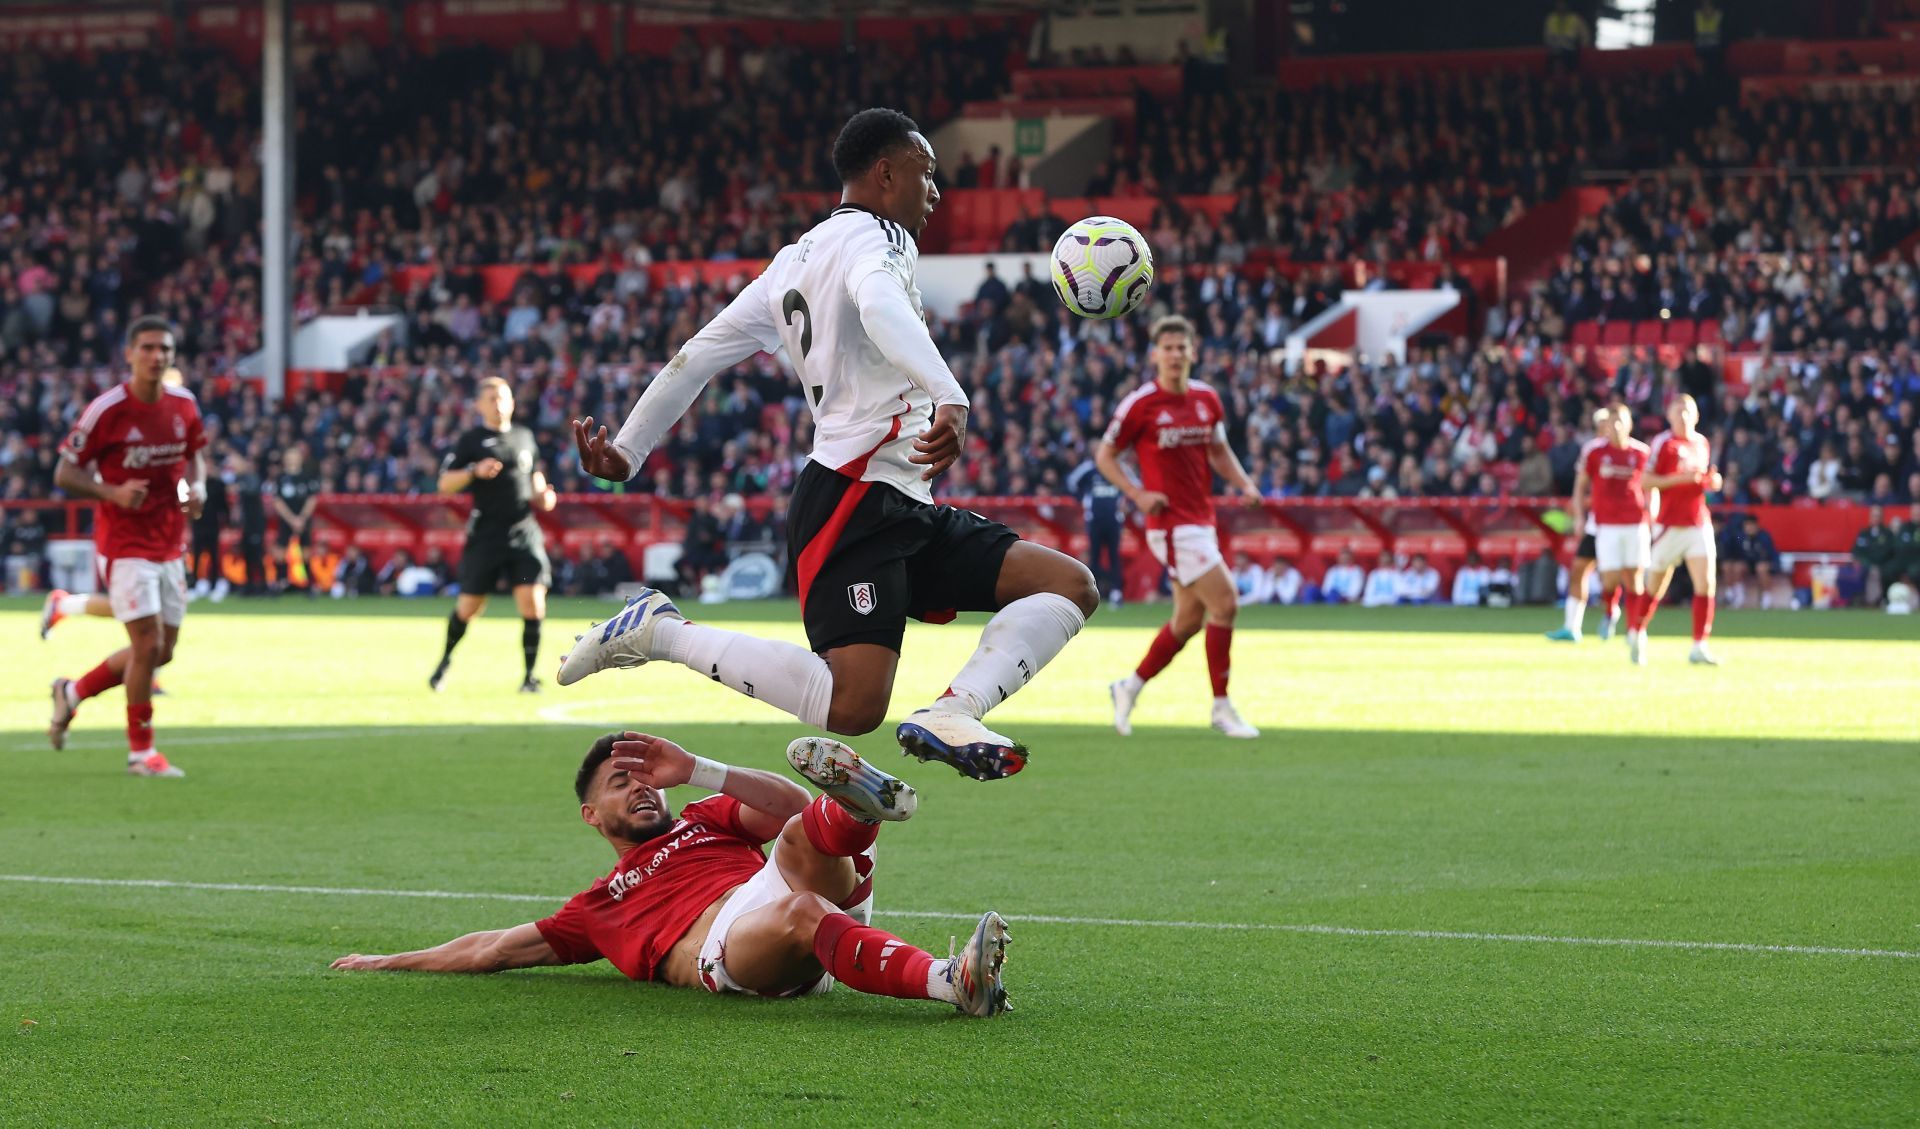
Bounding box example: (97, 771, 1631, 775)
(1568, 318, 1724, 349)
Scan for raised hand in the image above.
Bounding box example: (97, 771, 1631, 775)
(572, 417, 632, 482)
(609, 730, 694, 788)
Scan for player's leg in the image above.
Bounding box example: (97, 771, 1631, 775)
(938, 539, 1097, 718)
(1113, 526, 1203, 729)
(510, 542, 552, 691)
(1601, 575, 1625, 640)
(511, 584, 545, 691)
(703, 739, 1002, 1014)
(1187, 561, 1258, 738)
(558, 467, 914, 733)
(1111, 580, 1202, 736)
(898, 527, 1096, 780)
(434, 527, 495, 689)
(1646, 524, 1692, 634)
(431, 593, 487, 690)
(1549, 555, 1593, 641)
(1094, 523, 1124, 605)
(558, 583, 848, 730)
(747, 753, 999, 1013)
(120, 561, 188, 776)
(1684, 540, 1719, 664)
(38, 588, 96, 639)
(715, 891, 1010, 1016)
(50, 643, 130, 751)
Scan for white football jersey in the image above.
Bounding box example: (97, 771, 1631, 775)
(614, 202, 967, 503)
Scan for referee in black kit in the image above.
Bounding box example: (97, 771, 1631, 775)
(431, 376, 558, 692)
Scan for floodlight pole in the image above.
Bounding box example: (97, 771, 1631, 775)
(262, 0, 294, 403)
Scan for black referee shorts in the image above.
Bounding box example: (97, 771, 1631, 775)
(458, 533, 551, 595)
(786, 461, 1019, 653)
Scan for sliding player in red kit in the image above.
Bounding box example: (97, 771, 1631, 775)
(1095, 315, 1263, 738)
(48, 317, 208, 776)
(1643, 394, 1724, 665)
(333, 732, 1011, 1018)
(1577, 405, 1656, 666)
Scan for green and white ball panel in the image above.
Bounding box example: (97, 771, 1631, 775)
(1050, 216, 1155, 320)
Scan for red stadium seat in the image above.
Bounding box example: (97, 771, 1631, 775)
(1665, 319, 1697, 348)
(1696, 319, 1724, 345)
(1632, 320, 1663, 347)
(1570, 321, 1600, 347)
(1600, 321, 1632, 347)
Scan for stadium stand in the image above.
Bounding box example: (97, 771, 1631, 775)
(4, 24, 1918, 608)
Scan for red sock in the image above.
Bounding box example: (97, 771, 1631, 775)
(812, 912, 933, 1000)
(1692, 594, 1714, 642)
(1134, 624, 1187, 682)
(126, 702, 154, 753)
(1605, 587, 1624, 618)
(1204, 623, 1232, 698)
(1640, 592, 1661, 632)
(800, 794, 879, 857)
(74, 660, 123, 703)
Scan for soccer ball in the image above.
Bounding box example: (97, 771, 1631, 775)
(1050, 217, 1154, 320)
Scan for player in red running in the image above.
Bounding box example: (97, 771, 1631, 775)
(48, 318, 208, 776)
(40, 365, 191, 661)
(1547, 408, 1625, 643)
(1577, 405, 1654, 665)
(1095, 315, 1263, 738)
(332, 731, 1011, 1018)
(1643, 394, 1724, 665)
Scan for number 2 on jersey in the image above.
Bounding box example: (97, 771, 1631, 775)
(781, 289, 822, 405)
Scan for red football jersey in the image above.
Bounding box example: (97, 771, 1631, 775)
(58, 383, 207, 563)
(535, 796, 770, 981)
(1649, 429, 1711, 528)
(1583, 438, 1651, 526)
(1101, 379, 1226, 530)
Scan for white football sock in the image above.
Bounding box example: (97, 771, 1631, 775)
(58, 594, 91, 617)
(654, 620, 833, 729)
(926, 958, 960, 1005)
(938, 593, 1086, 719)
(1563, 595, 1585, 634)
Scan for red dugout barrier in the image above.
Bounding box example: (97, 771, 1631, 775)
(4, 497, 1874, 602)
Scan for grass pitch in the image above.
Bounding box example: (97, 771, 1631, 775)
(1, 596, 1917, 1126)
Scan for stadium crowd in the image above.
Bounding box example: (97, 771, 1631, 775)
(5, 41, 1919, 604)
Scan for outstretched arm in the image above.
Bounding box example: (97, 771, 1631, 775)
(610, 731, 810, 842)
(578, 284, 776, 482)
(331, 922, 561, 973)
(1208, 434, 1262, 503)
(1095, 439, 1165, 515)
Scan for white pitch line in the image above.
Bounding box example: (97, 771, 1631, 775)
(1, 874, 1913, 961)
(7, 723, 505, 753)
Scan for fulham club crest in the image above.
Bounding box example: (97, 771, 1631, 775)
(848, 582, 876, 615)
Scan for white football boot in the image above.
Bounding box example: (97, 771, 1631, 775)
(1109, 675, 1143, 737)
(1688, 643, 1720, 666)
(946, 911, 1012, 1018)
(787, 736, 918, 822)
(48, 678, 75, 750)
(1210, 698, 1260, 739)
(128, 751, 185, 778)
(896, 708, 1028, 781)
(556, 588, 684, 686)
